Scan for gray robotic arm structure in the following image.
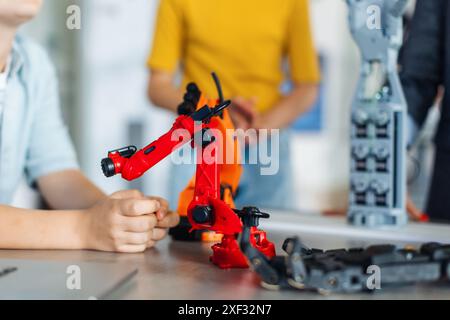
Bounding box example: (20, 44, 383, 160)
(347, 0, 409, 227)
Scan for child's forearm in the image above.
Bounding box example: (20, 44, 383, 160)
(147, 70, 183, 113)
(0, 191, 179, 252)
(37, 170, 106, 210)
(0, 206, 86, 250)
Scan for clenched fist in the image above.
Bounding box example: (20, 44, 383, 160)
(80, 190, 179, 253)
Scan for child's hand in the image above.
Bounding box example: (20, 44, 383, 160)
(145, 196, 180, 248)
(82, 190, 171, 253)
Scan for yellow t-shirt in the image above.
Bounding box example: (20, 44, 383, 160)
(148, 0, 320, 113)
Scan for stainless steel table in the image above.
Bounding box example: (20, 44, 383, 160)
(1, 212, 450, 300)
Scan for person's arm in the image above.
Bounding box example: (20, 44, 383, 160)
(148, 70, 182, 113)
(0, 206, 85, 250)
(254, 83, 319, 130)
(148, 70, 264, 131)
(37, 169, 105, 210)
(400, 0, 445, 134)
(147, 0, 184, 112)
(37, 168, 178, 248)
(0, 189, 179, 251)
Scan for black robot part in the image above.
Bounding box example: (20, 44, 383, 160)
(240, 227, 450, 293)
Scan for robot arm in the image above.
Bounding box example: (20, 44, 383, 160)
(101, 101, 231, 181)
(100, 115, 193, 181)
(100, 73, 276, 269)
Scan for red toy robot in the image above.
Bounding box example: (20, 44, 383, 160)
(101, 73, 275, 269)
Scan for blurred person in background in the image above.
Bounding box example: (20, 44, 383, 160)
(400, 0, 450, 222)
(0, 0, 178, 251)
(147, 0, 320, 211)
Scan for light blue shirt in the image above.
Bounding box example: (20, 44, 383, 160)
(0, 36, 79, 204)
